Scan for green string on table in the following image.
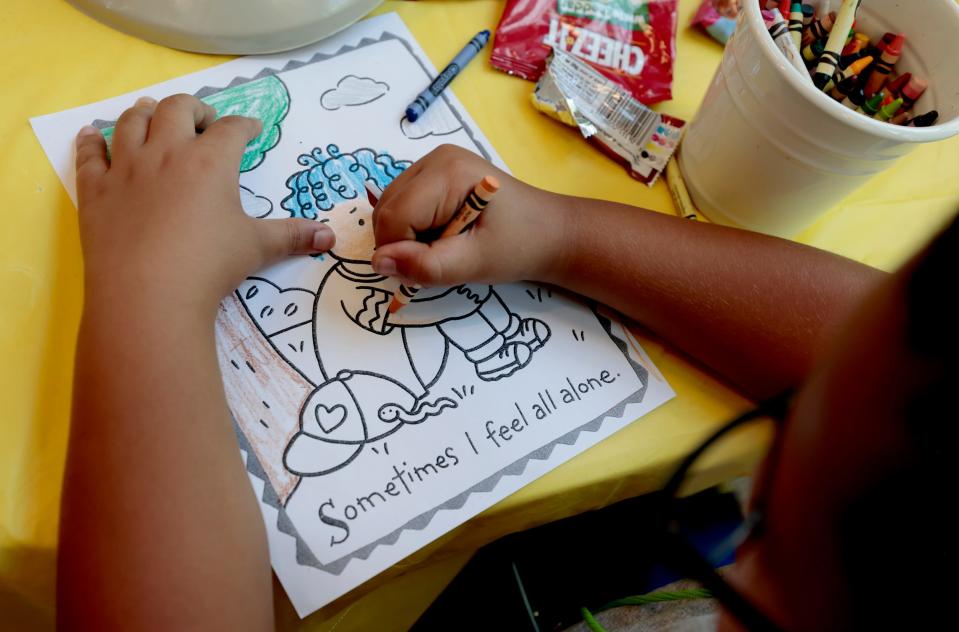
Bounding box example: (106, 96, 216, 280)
(580, 588, 714, 632)
(581, 606, 605, 632)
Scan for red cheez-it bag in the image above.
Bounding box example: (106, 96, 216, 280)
(491, 0, 679, 104)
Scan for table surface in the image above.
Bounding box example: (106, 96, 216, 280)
(2, 1, 957, 630)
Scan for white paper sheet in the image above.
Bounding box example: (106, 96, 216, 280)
(31, 13, 674, 616)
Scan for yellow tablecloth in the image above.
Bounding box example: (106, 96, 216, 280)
(2, 1, 957, 630)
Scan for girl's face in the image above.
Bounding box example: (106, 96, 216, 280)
(321, 201, 375, 264)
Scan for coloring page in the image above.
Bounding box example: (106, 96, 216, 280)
(31, 13, 674, 616)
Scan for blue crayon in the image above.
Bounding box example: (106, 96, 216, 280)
(405, 30, 490, 122)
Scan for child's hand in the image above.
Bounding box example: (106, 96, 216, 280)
(370, 145, 570, 287)
(75, 94, 334, 316)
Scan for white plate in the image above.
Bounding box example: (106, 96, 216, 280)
(68, 0, 385, 54)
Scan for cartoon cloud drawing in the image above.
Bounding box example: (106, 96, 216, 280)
(239, 186, 275, 218)
(320, 75, 390, 110)
(400, 100, 463, 139)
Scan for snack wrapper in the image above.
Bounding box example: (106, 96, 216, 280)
(531, 49, 685, 185)
(491, 0, 679, 105)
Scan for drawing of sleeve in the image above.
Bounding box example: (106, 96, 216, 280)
(341, 285, 394, 334)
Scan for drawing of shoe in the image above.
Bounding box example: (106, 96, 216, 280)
(505, 317, 551, 352)
(474, 342, 533, 381)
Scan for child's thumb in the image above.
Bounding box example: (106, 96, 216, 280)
(256, 218, 335, 263)
(372, 237, 478, 287)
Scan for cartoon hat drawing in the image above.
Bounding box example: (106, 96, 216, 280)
(283, 370, 418, 476)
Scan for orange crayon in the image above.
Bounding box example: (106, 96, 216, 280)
(437, 175, 500, 238)
(389, 176, 500, 314)
(824, 54, 872, 94)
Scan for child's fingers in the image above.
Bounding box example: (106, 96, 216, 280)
(75, 126, 108, 200)
(254, 218, 335, 266)
(149, 94, 217, 142)
(201, 115, 263, 171)
(372, 235, 480, 287)
(373, 172, 455, 248)
(371, 161, 421, 238)
(374, 146, 500, 249)
(374, 158, 425, 209)
(373, 147, 470, 240)
(111, 97, 157, 164)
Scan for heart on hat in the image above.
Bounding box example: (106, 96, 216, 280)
(314, 404, 347, 434)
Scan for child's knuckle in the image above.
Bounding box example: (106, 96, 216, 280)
(419, 253, 443, 285)
(433, 144, 461, 161)
(163, 93, 196, 110)
(75, 145, 93, 167)
(116, 106, 147, 127)
(217, 114, 240, 127)
(286, 221, 300, 253)
(448, 155, 479, 181)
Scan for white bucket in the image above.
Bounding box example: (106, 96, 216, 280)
(679, 0, 959, 238)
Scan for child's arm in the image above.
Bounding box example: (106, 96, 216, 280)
(60, 95, 334, 629)
(371, 145, 884, 399)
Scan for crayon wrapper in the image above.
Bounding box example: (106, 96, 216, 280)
(441, 208, 481, 238)
(532, 50, 685, 186)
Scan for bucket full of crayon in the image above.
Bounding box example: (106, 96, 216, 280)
(679, 0, 959, 237)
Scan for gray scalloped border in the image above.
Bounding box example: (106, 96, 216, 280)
(234, 305, 648, 575)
